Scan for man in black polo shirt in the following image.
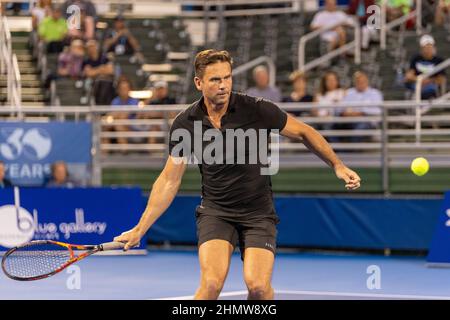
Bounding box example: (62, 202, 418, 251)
(115, 49, 361, 300)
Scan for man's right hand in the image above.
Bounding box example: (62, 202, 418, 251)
(114, 228, 143, 251)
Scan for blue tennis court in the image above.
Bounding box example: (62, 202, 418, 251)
(2, 249, 450, 300)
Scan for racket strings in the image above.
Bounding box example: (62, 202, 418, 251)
(2, 243, 71, 279)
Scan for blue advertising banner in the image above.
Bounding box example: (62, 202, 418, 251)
(427, 191, 450, 264)
(0, 122, 92, 186)
(0, 188, 146, 253)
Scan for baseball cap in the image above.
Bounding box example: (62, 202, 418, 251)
(154, 80, 168, 88)
(420, 35, 435, 47)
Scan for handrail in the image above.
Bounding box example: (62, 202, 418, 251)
(380, 0, 422, 50)
(232, 56, 276, 87)
(298, 16, 361, 73)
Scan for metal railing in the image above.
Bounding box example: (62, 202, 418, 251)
(298, 16, 361, 73)
(0, 14, 22, 115)
(380, 0, 423, 50)
(1, 100, 449, 193)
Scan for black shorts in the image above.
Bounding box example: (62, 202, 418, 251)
(196, 208, 279, 260)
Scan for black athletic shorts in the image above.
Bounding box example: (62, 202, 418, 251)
(195, 206, 279, 260)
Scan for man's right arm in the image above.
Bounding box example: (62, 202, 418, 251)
(114, 156, 187, 250)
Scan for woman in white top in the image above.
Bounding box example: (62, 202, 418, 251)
(31, 0, 52, 30)
(314, 71, 347, 117)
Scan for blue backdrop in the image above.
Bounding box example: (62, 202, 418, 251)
(148, 195, 442, 250)
(427, 191, 450, 264)
(0, 188, 145, 251)
(0, 122, 92, 186)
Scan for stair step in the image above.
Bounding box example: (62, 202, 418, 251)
(0, 87, 43, 95)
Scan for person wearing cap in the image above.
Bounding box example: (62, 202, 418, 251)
(149, 81, 177, 105)
(404, 35, 446, 100)
(103, 15, 143, 62)
(246, 65, 282, 102)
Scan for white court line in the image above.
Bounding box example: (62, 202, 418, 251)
(153, 289, 450, 300)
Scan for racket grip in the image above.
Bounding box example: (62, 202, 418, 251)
(99, 241, 126, 251)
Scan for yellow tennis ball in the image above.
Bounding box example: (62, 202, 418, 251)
(411, 157, 429, 176)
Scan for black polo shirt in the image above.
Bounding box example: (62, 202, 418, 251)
(169, 92, 288, 216)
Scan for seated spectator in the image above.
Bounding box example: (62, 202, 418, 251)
(83, 40, 115, 105)
(338, 71, 383, 142)
(246, 65, 282, 102)
(347, 0, 378, 49)
(103, 15, 144, 62)
(31, 0, 52, 30)
(0, 161, 12, 188)
(314, 71, 347, 117)
(46, 161, 77, 188)
(404, 35, 446, 100)
(435, 0, 450, 26)
(38, 5, 68, 53)
(57, 39, 85, 79)
(386, 0, 413, 22)
(282, 71, 313, 116)
(149, 81, 176, 105)
(311, 0, 354, 53)
(61, 0, 96, 40)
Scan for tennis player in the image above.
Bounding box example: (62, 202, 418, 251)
(114, 49, 361, 300)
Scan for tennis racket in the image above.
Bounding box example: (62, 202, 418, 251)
(1, 240, 126, 281)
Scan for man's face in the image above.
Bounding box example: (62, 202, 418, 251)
(194, 61, 232, 107)
(354, 73, 369, 92)
(154, 86, 168, 100)
(52, 9, 62, 20)
(86, 43, 98, 57)
(115, 20, 125, 30)
(0, 163, 5, 181)
(293, 78, 306, 92)
(53, 164, 67, 183)
(254, 69, 269, 88)
(421, 44, 435, 59)
(325, 0, 337, 11)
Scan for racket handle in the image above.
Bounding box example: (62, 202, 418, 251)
(99, 241, 126, 251)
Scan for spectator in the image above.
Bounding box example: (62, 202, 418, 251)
(61, 0, 96, 40)
(0, 161, 12, 188)
(46, 161, 77, 188)
(57, 39, 85, 79)
(338, 71, 383, 142)
(246, 65, 282, 102)
(103, 15, 144, 62)
(314, 71, 347, 118)
(347, 0, 378, 49)
(83, 40, 115, 105)
(404, 35, 446, 100)
(311, 0, 353, 53)
(435, 0, 450, 26)
(386, 0, 413, 22)
(38, 5, 68, 53)
(149, 81, 176, 105)
(31, 0, 52, 30)
(282, 71, 313, 116)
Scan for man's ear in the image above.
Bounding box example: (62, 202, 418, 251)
(194, 76, 202, 91)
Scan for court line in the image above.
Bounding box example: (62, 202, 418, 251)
(154, 289, 450, 300)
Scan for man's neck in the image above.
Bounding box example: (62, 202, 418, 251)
(204, 96, 229, 120)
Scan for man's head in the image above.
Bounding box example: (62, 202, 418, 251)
(420, 35, 436, 59)
(153, 81, 169, 100)
(86, 39, 98, 58)
(0, 161, 5, 181)
(353, 71, 369, 92)
(51, 161, 68, 184)
(51, 5, 62, 20)
(114, 15, 126, 31)
(252, 65, 270, 89)
(325, 0, 337, 11)
(117, 79, 132, 100)
(194, 49, 233, 107)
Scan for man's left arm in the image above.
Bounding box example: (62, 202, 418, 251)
(280, 114, 361, 190)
